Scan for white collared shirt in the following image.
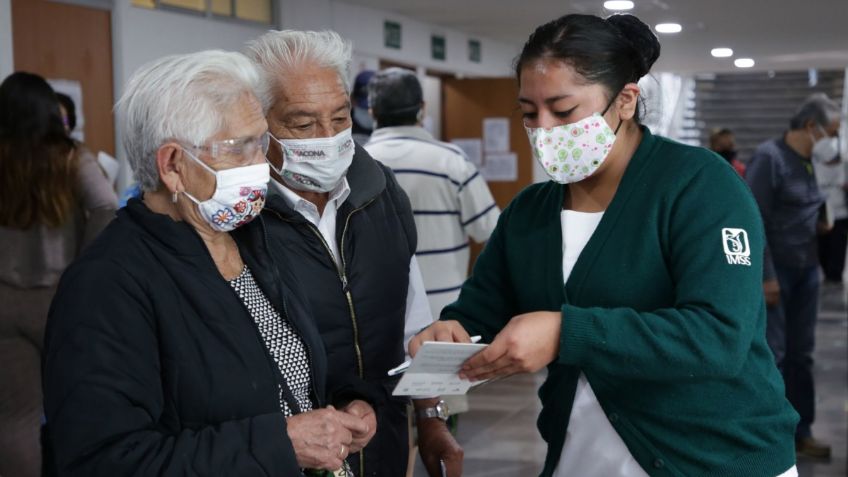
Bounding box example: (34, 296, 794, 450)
(272, 179, 433, 354)
(554, 209, 648, 477)
(276, 178, 351, 265)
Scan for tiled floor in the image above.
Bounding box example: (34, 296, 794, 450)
(413, 283, 847, 476)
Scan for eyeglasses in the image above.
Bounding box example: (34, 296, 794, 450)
(183, 132, 270, 166)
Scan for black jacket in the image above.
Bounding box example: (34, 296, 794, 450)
(263, 144, 417, 476)
(43, 199, 329, 476)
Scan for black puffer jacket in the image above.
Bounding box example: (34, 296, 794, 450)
(43, 199, 332, 476)
(263, 144, 417, 477)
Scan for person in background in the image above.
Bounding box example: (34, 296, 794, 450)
(42, 50, 374, 476)
(364, 67, 499, 475)
(0, 72, 117, 477)
(365, 68, 499, 328)
(709, 128, 746, 177)
(351, 69, 375, 144)
(247, 30, 463, 477)
(746, 92, 840, 460)
(56, 92, 110, 184)
(812, 133, 847, 284)
(411, 13, 798, 477)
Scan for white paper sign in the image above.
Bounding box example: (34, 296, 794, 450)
(392, 341, 488, 396)
(450, 138, 483, 167)
(482, 152, 518, 182)
(97, 151, 120, 188)
(483, 117, 510, 152)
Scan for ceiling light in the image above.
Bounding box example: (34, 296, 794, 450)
(711, 48, 734, 58)
(655, 23, 682, 34)
(603, 1, 634, 10)
(734, 58, 755, 68)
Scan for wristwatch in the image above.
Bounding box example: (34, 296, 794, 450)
(416, 400, 450, 421)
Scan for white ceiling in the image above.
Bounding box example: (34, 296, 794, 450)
(340, 0, 848, 74)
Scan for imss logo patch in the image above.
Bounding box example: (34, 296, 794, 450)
(722, 228, 751, 266)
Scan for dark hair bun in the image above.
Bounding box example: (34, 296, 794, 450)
(606, 14, 661, 78)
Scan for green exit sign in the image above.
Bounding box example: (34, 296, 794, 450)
(469, 39, 481, 63)
(431, 35, 446, 61)
(384, 21, 401, 49)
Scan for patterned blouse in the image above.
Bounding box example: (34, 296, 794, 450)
(228, 265, 313, 416)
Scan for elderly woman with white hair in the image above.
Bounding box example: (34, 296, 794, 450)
(42, 50, 375, 476)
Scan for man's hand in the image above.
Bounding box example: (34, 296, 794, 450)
(763, 279, 781, 307)
(340, 400, 377, 453)
(460, 311, 561, 381)
(408, 320, 471, 357)
(285, 406, 369, 470)
(416, 400, 463, 477)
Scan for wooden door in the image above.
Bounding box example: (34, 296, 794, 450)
(12, 0, 115, 156)
(442, 77, 532, 209)
(442, 77, 533, 264)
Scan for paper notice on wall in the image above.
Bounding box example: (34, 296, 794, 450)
(97, 151, 120, 188)
(48, 79, 84, 143)
(483, 117, 510, 152)
(450, 138, 483, 167)
(482, 152, 518, 182)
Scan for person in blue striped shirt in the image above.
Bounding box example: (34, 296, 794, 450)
(365, 67, 500, 476)
(365, 68, 501, 322)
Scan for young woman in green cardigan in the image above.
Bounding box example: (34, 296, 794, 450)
(410, 13, 799, 477)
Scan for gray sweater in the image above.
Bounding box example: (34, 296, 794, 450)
(0, 147, 117, 288)
(746, 136, 825, 270)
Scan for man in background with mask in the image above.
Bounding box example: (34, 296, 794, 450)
(746, 92, 841, 460)
(709, 128, 746, 177)
(247, 30, 463, 477)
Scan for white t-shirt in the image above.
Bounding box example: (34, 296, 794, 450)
(553, 209, 649, 477)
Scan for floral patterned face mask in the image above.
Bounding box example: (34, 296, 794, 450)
(181, 149, 270, 232)
(525, 104, 621, 184)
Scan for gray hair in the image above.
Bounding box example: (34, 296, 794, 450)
(116, 50, 263, 192)
(790, 93, 842, 130)
(246, 30, 352, 112)
(368, 67, 423, 127)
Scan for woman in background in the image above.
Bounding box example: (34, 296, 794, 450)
(0, 72, 117, 477)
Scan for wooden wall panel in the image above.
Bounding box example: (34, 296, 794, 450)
(442, 77, 532, 266)
(12, 0, 115, 156)
(442, 77, 532, 210)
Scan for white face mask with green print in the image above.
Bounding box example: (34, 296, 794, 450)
(526, 103, 621, 184)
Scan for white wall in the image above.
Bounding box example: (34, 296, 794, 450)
(111, 3, 271, 103)
(277, 0, 518, 79)
(0, 0, 13, 80)
(421, 75, 442, 140)
(335, 1, 516, 78)
(111, 2, 272, 190)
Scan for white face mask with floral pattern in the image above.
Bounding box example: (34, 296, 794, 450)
(525, 104, 621, 184)
(181, 148, 270, 232)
